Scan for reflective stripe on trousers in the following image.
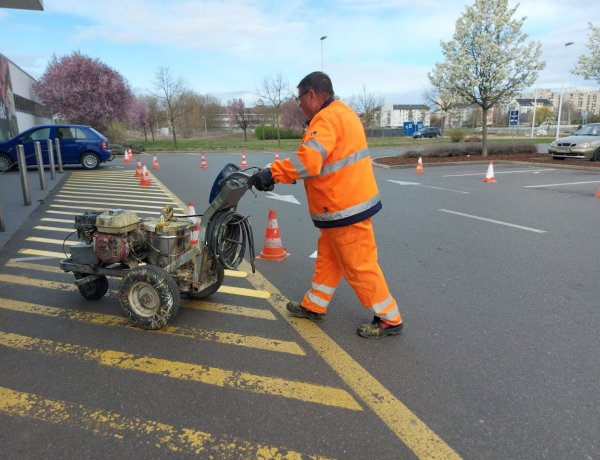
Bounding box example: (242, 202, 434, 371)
(302, 218, 402, 325)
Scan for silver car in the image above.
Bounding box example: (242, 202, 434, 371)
(548, 123, 600, 161)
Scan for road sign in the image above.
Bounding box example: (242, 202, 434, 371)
(509, 110, 519, 126)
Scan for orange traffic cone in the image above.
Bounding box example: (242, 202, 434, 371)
(415, 156, 424, 174)
(256, 209, 290, 261)
(188, 202, 199, 245)
(483, 161, 496, 183)
(122, 148, 131, 163)
(139, 165, 152, 186)
(134, 160, 143, 177)
(200, 151, 208, 169)
(241, 151, 248, 168)
(595, 187, 600, 198)
(152, 155, 160, 170)
(128, 147, 133, 158)
(274, 152, 280, 161)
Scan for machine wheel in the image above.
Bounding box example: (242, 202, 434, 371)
(75, 273, 109, 300)
(81, 152, 100, 170)
(188, 263, 225, 300)
(0, 153, 15, 172)
(119, 265, 180, 329)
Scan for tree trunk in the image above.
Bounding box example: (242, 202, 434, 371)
(170, 115, 177, 147)
(482, 107, 488, 158)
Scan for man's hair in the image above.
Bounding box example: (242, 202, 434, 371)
(297, 71, 334, 96)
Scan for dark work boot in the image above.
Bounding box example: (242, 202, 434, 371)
(357, 316, 403, 338)
(286, 301, 326, 323)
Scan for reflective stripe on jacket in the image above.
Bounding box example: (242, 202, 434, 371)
(270, 99, 381, 228)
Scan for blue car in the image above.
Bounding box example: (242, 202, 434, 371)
(0, 124, 113, 172)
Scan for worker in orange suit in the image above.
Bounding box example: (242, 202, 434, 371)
(250, 71, 402, 338)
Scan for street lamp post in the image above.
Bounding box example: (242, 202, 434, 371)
(556, 41, 574, 140)
(320, 35, 327, 71)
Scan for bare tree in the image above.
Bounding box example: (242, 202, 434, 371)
(152, 66, 187, 147)
(227, 98, 250, 141)
(142, 95, 161, 141)
(422, 86, 458, 135)
(257, 74, 290, 147)
(348, 85, 384, 128)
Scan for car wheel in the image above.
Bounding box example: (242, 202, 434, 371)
(81, 152, 100, 169)
(592, 149, 600, 162)
(552, 156, 565, 160)
(0, 153, 15, 172)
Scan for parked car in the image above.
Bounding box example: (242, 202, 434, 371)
(413, 127, 441, 138)
(548, 123, 600, 161)
(0, 124, 113, 172)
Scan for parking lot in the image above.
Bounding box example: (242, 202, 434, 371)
(0, 153, 599, 459)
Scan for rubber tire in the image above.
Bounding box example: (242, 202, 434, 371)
(188, 263, 225, 300)
(81, 152, 100, 170)
(0, 153, 14, 172)
(592, 149, 600, 162)
(75, 273, 109, 300)
(119, 265, 180, 329)
(552, 156, 565, 160)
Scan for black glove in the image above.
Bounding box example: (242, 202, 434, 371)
(251, 168, 275, 192)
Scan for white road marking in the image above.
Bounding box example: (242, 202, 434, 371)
(524, 180, 600, 188)
(438, 209, 547, 234)
(388, 180, 469, 194)
(444, 169, 554, 177)
(265, 191, 301, 205)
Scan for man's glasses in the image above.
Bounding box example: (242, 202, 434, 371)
(295, 89, 309, 106)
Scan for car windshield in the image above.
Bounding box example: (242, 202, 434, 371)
(575, 125, 600, 136)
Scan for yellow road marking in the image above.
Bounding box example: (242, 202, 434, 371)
(54, 199, 182, 211)
(26, 236, 77, 246)
(0, 298, 303, 355)
(65, 180, 161, 190)
(41, 217, 72, 223)
(49, 206, 160, 216)
(56, 194, 177, 205)
(16, 248, 67, 258)
(0, 386, 331, 459)
(243, 261, 461, 459)
(34, 226, 73, 232)
(184, 300, 276, 321)
(61, 185, 167, 196)
(218, 285, 270, 298)
(224, 269, 247, 278)
(6, 260, 64, 273)
(0, 332, 361, 410)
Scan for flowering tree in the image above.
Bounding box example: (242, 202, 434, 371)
(428, 0, 544, 156)
(128, 96, 149, 141)
(573, 23, 600, 85)
(33, 52, 133, 131)
(280, 98, 305, 130)
(227, 98, 250, 141)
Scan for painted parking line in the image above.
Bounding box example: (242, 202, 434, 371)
(524, 180, 600, 188)
(443, 168, 555, 177)
(0, 297, 301, 355)
(438, 209, 547, 233)
(0, 331, 362, 410)
(245, 260, 461, 460)
(0, 386, 331, 459)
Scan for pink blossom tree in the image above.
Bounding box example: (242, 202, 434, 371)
(128, 96, 149, 141)
(227, 98, 250, 141)
(33, 51, 133, 131)
(280, 98, 305, 130)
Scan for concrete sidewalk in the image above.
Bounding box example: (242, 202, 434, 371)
(0, 167, 68, 251)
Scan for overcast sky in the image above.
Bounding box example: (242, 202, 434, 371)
(1, 0, 598, 105)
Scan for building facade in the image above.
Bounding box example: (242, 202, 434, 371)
(0, 53, 51, 140)
(378, 104, 431, 128)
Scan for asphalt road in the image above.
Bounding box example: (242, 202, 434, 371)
(0, 150, 598, 459)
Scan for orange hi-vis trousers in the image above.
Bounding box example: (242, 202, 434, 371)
(302, 218, 402, 325)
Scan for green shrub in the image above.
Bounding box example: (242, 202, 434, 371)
(404, 142, 538, 159)
(449, 129, 465, 143)
(255, 125, 303, 140)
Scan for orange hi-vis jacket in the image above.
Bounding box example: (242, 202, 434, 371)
(270, 99, 381, 228)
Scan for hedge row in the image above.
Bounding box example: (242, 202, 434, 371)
(403, 142, 537, 159)
(254, 125, 303, 140)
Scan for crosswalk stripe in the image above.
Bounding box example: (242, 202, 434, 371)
(54, 199, 183, 211)
(26, 236, 77, 246)
(61, 185, 167, 196)
(0, 298, 302, 355)
(34, 226, 73, 232)
(0, 331, 361, 410)
(0, 386, 333, 459)
(49, 206, 160, 216)
(41, 217, 73, 223)
(16, 248, 66, 258)
(56, 194, 177, 205)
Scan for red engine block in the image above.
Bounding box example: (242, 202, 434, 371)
(93, 232, 130, 264)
